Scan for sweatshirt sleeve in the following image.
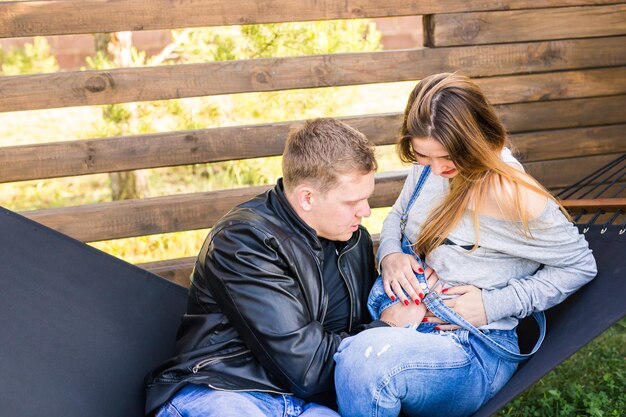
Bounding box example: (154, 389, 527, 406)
(482, 204, 597, 323)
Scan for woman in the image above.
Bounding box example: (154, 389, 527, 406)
(333, 73, 597, 417)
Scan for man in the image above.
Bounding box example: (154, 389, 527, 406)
(145, 118, 386, 416)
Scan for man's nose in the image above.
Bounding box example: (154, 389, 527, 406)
(358, 201, 372, 218)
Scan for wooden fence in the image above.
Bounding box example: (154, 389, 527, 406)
(1, 0, 625, 286)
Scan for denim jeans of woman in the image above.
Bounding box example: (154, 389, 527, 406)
(333, 324, 518, 417)
(155, 384, 339, 417)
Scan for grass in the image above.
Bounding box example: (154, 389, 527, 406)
(497, 318, 625, 416)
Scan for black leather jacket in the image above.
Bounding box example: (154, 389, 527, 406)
(145, 180, 377, 414)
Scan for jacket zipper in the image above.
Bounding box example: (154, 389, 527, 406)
(337, 230, 361, 332)
(315, 254, 328, 324)
(191, 349, 251, 373)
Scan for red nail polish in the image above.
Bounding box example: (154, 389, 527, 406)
(434, 326, 441, 330)
(442, 288, 449, 293)
(390, 295, 396, 301)
(414, 299, 420, 306)
(422, 317, 428, 322)
(403, 300, 410, 306)
(417, 268, 424, 274)
(419, 293, 425, 299)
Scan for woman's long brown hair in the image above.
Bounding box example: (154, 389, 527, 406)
(398, 73, 569, 256)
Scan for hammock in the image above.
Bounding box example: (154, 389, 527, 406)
(0, 155, 624, 417)
(0, 207, 188, 417)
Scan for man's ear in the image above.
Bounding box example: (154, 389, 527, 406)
(294, 185, 315, 212)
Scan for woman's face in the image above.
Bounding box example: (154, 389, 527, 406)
(411, 137, 458, 178)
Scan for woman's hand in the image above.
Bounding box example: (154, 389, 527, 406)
(424, 285, 488, 330)
(380, 273, 440, 327)
(380, 253, 427, 305)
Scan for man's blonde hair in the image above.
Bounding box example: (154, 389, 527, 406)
(282, 118, 377, 193)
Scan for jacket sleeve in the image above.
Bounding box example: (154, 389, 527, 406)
(482, 205, 597, 323)
(199, 222, 344, 398)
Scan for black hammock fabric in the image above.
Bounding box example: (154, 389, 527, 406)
(0, 207, 188, 417)
(0, 210, 624, 416)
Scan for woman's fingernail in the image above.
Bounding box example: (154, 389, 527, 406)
(390, 295, 396, 301)
(434, 326, 441, 330)
(419, 293, 425, 299)
(422, 317, 428, 322)
(414, 299, 420, 306)
(442, 288, 449, 293)
(417, 268, 424, 273)
(403, 300, 410, 306)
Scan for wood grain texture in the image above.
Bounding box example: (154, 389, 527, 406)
(475, 67, 626, 105)
(3, 95, 625, 183)
(561, 198, 626, 212)
(498, 95, 626, 133)
(2, 36, 625, 112)
(526, 153, 625, 189)
(424, 4, 626, 47)
(510, 124, 626, 163)
(1, 0, 620, 38)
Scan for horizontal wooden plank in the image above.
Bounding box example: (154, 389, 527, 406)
(424, 4, 626, 47)
(1, 1, 619, 38)
(526, 153, 625, 189)
(2, 36, 625, 112)
(561, 198, 626, 212)
(21, 171, 407, 243)
(499, 95, 626, 133)
(0, 113, 401, 183)
(476, 67, 626, 105)
(511, 124, 626, 162)
(3, 95, 625, 183)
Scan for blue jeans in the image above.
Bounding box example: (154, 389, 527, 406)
(333, 325, 519, 417)
(155, 384, 339, 417)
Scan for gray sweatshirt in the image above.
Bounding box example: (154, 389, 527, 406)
(377, 158, 597, 330)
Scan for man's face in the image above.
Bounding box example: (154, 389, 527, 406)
(309, 171, 375, 241)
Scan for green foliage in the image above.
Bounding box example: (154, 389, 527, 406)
(497, 318, 626, 416)
(0, 37, 59, 75)
(172, 20, 381, 63)
(83, 20, 382, 192)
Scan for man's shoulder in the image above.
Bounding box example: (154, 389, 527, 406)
(211, 199, 297, 248)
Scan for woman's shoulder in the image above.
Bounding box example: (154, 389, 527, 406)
(479, 171, 548, 221)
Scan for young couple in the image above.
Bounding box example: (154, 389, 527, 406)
(144, 73, 596, 417)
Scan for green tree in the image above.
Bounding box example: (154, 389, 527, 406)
(0, 37, 58, 75)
